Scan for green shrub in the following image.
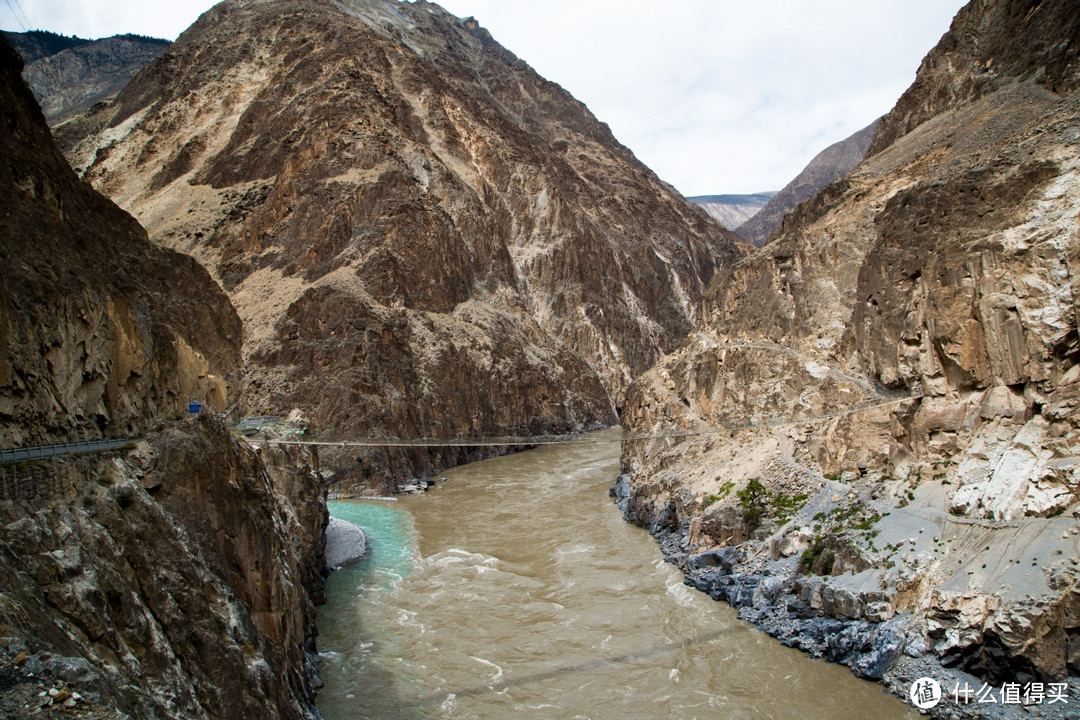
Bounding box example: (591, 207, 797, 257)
(737, 478, 768, 528)
(114, 487, 135, 509)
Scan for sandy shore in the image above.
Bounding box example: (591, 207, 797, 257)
(324, 517, 368, 568)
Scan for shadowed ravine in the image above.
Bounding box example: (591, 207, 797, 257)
(316, 430, 916, 719)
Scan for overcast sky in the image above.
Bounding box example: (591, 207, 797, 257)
(3, 0, 967, 196)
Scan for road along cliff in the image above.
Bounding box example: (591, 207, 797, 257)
(0, 33, 240, 449)
(0, 34, 329, 719)
(58, 0, 746, 488)
(617, 0, 1080, 714)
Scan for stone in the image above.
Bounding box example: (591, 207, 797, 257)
(865, 601, 895, 623)
(51, 657, 92, 684)
(59, 0, 744, 489)
(324, 517, 368, 568)
(980, 385, 1030, 421)
(616, 0, 1080, 697)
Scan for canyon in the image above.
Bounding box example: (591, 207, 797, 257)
(3, 0, 1079, 716)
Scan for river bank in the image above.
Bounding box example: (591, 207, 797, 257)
(611, 469, 1080, 720)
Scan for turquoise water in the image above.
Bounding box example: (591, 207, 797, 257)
(326, 500, 415, 592)
(318, 500, 422, 720)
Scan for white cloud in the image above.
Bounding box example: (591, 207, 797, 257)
(2, 0, 969, 195)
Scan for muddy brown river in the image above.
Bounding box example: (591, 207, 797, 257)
(316, 429, 916, 719)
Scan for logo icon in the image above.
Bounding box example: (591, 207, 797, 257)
(910, 677, 942, 709)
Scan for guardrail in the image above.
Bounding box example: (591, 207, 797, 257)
(239, 416, 282, 427)
(0, 438, 137, 465)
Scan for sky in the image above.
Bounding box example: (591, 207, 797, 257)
(2, 0, 968, 196)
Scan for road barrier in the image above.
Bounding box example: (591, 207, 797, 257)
(0, 438, 136, 465)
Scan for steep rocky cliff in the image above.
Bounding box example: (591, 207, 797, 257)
(57, 0, 745, 486)
(0, 34, 328, 719)
(619, 0, 1080, 709)
(17, 33, 170, 124)
(735, 119, 878, 247)
(0, 35, 240, 448)
(0, 418, 328, 720)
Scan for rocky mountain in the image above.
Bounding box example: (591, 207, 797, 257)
(618, 0, 1080, 710)
(0, 33, 327, 720)
(0, 419, 328, 720)
(0, 35, 239, 449)
(14, 32, 170, 124)
(2, 29, 90, 64)
(59, 0, 745, 487)
(735, 119, 878, 246)
(687, 192, 775, 230)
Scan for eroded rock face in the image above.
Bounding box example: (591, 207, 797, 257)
(58, 0, 745, 484)
(0, 417, 327, 719)
(1, 33, 327, 718)
(0, 35, 241, 448)
(16, 33, 171, 125)
(619, 0, 1080, 699)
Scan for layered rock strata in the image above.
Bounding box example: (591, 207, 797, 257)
(618, 0, 1080, 712)
(57, 0, 745, 486)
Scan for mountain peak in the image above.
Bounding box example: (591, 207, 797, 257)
(63, 0, 744, 484)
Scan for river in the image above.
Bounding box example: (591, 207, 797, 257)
(316, 429, 916, 719)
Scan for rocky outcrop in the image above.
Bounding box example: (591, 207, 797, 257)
(735, 119, 878, 246)
(0, 33, 328, 719)
(18, 33, 170, 124)
(57, 0, 745, 486)
(324, 517, 367, 568)
(688, 193, 775, 230)
(618, 0, 1080, 711)
(0, 416, 328, 719)
(0, 35, 240, 448)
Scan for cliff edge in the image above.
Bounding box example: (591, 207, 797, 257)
(0, 33, 328, 719)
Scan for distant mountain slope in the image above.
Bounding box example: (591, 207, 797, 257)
(687, 192, 775, 230)
(61, 0, 746, 487)
(735, 119, 878, 246)
(13, 33, 170, 124)
(2, 29, 90, 63)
